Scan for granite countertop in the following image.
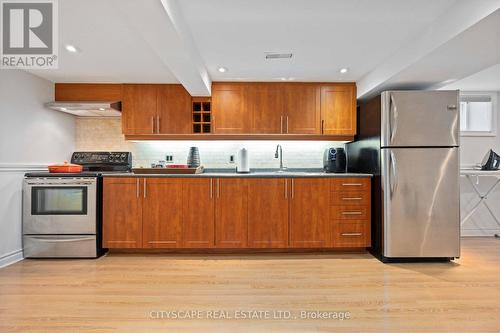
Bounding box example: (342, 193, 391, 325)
(103, 168, 373, 178)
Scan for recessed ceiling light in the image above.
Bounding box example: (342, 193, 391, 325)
(60, 107, 67, 111)
(65, 44, 78, 53)
(340, 68, 349, 74)
(218, 67, 227, 73)
(98, 108, 105, 111)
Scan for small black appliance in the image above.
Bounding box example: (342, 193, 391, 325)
(481, 149, 500, 170)
(323, 147, 346, 173)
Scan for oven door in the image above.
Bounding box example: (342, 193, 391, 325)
(23, 178, 97, 235)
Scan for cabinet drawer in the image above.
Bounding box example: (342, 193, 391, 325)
(332, 178, 370, 192)
(331, 190, 369, 205)
(332, 223, 370, 248)
(331, 205, 370, 220)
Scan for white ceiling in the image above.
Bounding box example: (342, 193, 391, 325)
(178, 0, 457, 82)
(441, 62, 500, 91)
(27, 0, 500, 97)
(28, 0, 458, 85)
(29, 0, 179, 83)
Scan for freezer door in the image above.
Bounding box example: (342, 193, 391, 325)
(381, 147, 460, 258)
(381, 91, 459, 147)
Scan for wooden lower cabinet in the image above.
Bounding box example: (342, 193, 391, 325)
(103, 178, 143, 248)
(142, 178, 183, 248)
(103, 177, 371, 250)
(215, 178, 248, 248)
(330, 178, 371, 248)
(247, 178, 289, 248)
(289, 178, 331, 248)
(181, 178, 215, 248)
(332, 222, 370, 248)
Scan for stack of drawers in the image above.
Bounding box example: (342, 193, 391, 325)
(330, 178, 371, 248)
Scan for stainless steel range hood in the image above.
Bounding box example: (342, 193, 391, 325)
(45, 101, 122, 117)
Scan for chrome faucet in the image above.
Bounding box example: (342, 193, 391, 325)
(275, 144, 286, 172)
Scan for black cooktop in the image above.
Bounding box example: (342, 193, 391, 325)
(25, 171, 132, 177)
(25, 152, 133, 178)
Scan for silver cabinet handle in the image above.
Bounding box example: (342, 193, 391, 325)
(342, 197, 362, 200)
(280, 115, 283, 134)
(286, 116, 289, 133)
(143, 178, 147, 198)
(341, 233, 362, 236)
(291, 179, 294, 199)
(136, 178, 139, 198)
(210, 179, 213, 199)
(342, 183, 362, 186)
(217, 179, 220, 198)
(342, 211, 362, 215)
(284, 179, 287, 199)
(156, 116, 160, 133)
(151, 116, 155, 134)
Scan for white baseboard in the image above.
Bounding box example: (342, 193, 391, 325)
(0, 249, 24, 268)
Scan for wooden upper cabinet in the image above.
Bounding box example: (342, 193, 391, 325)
(182, 178, 215, 248)
(103, 178, 142, 249)
(247, 83, 284, 134)
(55, 83, 123, 101)
(284, 84, 321, 134)
(142, 178, 183, 248)
(215, 178, 248, 248)
(289, 178, 331, 248)
(247, 178, 289, 248)
(157, 85, 192, 134)
(122, 84, 158, 135)
(212, 83, 248, 133)
(320, 84, 356, 135)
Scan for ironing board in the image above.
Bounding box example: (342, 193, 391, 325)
(460, 169, 500, 237)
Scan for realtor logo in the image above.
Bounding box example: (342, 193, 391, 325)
(1, 0, 58, 69)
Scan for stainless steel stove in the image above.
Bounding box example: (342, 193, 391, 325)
(23, 152, 132, 258)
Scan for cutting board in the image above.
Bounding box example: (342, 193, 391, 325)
(132, 166, 204, 174)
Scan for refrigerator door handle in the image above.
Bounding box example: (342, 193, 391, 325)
(390, 93, 398, 144)
(389, 150, 398, 198)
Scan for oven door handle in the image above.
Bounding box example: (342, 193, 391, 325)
(28, 236, 95, 242)
(26, 181, 95, 185)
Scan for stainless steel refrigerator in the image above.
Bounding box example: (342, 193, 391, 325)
(347, 90, 460, 261)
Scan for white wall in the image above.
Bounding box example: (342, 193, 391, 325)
(460, 92, 500, 167)
(76, 118, 344, 169)
(458, 91, 500, 236)
(0, 70, 75, 267)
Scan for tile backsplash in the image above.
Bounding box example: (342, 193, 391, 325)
(76, 118, 345, 168)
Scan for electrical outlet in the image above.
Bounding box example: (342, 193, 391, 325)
(229, 155, 235, 163)
(165, 155, 174, 163)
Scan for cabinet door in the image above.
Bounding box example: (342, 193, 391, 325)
(142, 178, 183, 248)
(212, 83, 248, 133)
(122, 84, 158, 135)
(157, 84, 192, 134)
(103, 178, 142, 248)
(320, 84, 356, 135)
(215, 178, 248, 248)
(182, 179, 215, 248)
(284, 84, 321, 134)
(247, 179, 289, 248)
(289, 178, 331, 248)
(247, 83, 284, 133)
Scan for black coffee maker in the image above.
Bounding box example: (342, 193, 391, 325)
(323, 148, 346, 173)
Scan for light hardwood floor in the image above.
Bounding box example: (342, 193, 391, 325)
(1, 238, 499, 332)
